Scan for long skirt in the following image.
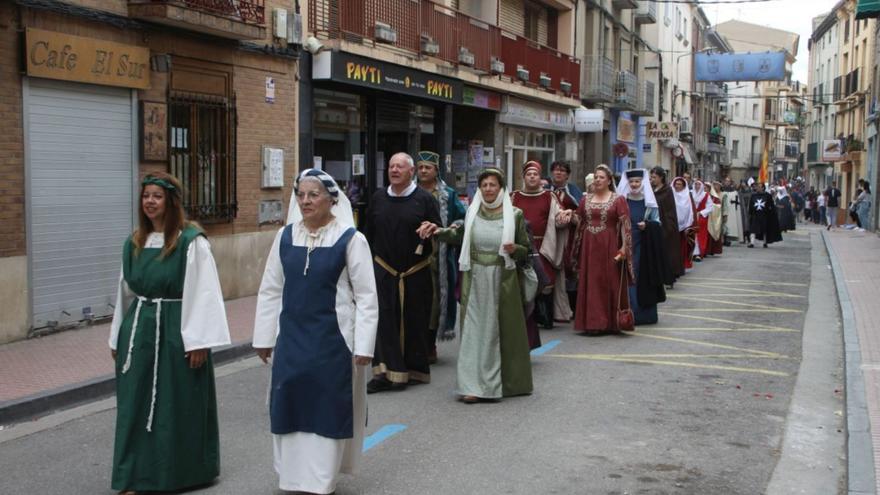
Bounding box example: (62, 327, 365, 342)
(680, 233, 693, 270)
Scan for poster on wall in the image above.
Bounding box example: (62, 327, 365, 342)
(617, 115, 636, 143)
(265, 77, 275, 103)
(352, 154, 365, 176)
(141, 102, 167, 162)
(821, 139, 845, 162)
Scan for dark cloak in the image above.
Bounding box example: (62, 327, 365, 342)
(748, 192, 783, 244)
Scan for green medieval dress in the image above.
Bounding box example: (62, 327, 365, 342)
(111, 226, 224, 491)
(438, 208, 533, 398)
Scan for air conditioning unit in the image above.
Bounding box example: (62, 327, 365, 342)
(286, 12, 302, 45)
(420, 35, 439, 55)
(516, 65, 529, 82)
(458, 47, 475, 66)
(560, 80, 572, 94)
(679, 117, 692, 135)
(375, 22, 397, 44)
(273, 8, 288, 39)
(490, 57, 505, 74)
(539, 73, 551, 88)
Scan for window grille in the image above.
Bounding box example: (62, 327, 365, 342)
(169, 92, 238, 223)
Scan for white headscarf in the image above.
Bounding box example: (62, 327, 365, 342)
(459, 172, 516, 271)
(692, 180, 707, 205)
(286, 168, 355, 228)
(672, 177, 695, 232)
(776, 186, 789, 200)
(615, 169, 658, 208)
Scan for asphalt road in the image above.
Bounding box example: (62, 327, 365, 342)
(0, 225, 846, 495)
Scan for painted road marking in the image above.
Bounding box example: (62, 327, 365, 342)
(671, 308, 804, 314)
(642, 327, 798, 333)
(676, 283, 805, 298)
(686, 276, 807, 287)
(531, 339, 562, 356)
(659, 311, 794, 331)
(363, 424, 407, 452)
(565, 353, 794, 360)
(548, 354, 790, 377)
(631, 332, 787, 358)
(666, 295, 802, 312)
(666, 293, 805, 299)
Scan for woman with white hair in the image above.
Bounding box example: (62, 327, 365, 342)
(253, 169, 379, 494)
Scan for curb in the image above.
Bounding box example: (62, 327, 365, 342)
(822, 230, 877, 495)
(0, 342, 253, 426)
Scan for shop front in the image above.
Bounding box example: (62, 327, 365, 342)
(498, 97, 576, 191)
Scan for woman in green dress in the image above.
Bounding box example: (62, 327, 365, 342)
(108, 172, 231, 494)
(420, 168, 533, 403)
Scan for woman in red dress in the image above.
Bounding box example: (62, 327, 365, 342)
(572, 165, 634, 334)
(671, 177, 696, 271)
(692, 180, 713, 262)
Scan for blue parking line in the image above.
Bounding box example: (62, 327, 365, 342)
(362, 424, 407, 452)
(530, 339, 561, 356)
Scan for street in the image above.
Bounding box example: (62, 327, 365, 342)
(0, 226, 846, 495)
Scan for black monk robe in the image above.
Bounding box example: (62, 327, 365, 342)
(748, 192, 783, 244)
(654, 185, 683, 281)
(366, 187, 442, 384)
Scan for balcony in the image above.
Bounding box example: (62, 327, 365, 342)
(634, 1, 656, 24)
(613, 70, 639, 110)
(833, 76, 843, 103)
(581, 55, 615, 102)
(707, 133, 726, 153)
(704, 82, 727, 101)
(807, 142, 819, 162)
(128, 0, 266, 40)
(308, 0, 580, 96)
(612, 0, 638, 9)
(634, 80, 655, 116)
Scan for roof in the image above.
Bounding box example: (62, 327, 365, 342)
(714, 20, 800, 59)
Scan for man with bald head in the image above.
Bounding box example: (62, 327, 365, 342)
(366, 152, 442, 393)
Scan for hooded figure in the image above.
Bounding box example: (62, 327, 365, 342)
(671, 177, 697, 271)
(748, 184, 783, 247)
(617, 169, 666, 325)
(775, 185, 796, 232)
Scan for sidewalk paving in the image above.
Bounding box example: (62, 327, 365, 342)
(825, 228, 880, 495)
(0, 296, 257, 424)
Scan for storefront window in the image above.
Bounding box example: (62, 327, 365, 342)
(508, 128, 556, 191)
(313, 89, 366, 216)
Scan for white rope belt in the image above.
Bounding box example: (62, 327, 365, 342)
(120, 295, 182, 432)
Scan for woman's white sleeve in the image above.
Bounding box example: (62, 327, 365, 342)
(253, 228, 286, 349)
(347, 232, 378, 357)
(108, 267, 134, 350)
(180, 237, 232, 351)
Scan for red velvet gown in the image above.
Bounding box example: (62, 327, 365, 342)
(572, 193, 634, 333)
(694, 194, 710, 258)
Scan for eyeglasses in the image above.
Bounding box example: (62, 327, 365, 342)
(295, 191, 327, 201)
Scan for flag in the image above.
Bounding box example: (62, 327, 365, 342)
(758, 139, 769, 184)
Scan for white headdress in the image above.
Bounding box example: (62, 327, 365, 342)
(615, 169, 658, 208)
(286, 168, 355, 228)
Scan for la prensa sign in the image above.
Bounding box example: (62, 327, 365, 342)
(646, 121, 678, 140)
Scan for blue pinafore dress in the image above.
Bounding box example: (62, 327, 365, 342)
(270, 224, 358, 439)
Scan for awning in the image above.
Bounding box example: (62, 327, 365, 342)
(856, 0, 880, 19)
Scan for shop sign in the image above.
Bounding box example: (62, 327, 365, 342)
(499, 97, 574, 132)
(574, 108, 603, 133)
(645, 121, 678, 140)
(822, 139, 845, 162)
(617, 114, 636, 143)
(313, 51, 462, 104)
(462, 86, 502, 111)
(25, 28, 150, 89)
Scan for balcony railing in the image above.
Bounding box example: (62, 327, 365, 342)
(128, 0, 266, 39)
(634, 1, 656, 24)
(308, 0, 580, 96)
(614, 70, 639, 110)
(833, 76, 843, 102)
(581, 55, 615, 102)
(707, 133, 726, 153)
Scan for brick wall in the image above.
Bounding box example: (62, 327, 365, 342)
(0, 3, 25, 257)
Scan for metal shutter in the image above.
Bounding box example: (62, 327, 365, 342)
(25, 78, 134, 329)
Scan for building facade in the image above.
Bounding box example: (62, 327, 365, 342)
(0, 0, 300, 343)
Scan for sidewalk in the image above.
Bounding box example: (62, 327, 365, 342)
(824, 228, 880, 495)
(0, 296, 257, 425)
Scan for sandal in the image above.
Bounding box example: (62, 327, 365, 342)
(460, 395, 479, 404)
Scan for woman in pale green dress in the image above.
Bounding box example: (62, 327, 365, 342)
(420, 168, 533, 403)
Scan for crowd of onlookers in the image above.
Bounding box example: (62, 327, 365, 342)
(794, 179, 872, 231)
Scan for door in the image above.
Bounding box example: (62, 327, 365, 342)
(25, 78, 134, 329)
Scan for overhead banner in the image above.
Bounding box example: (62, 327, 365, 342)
(695, 52, 786, 82)
(645, 121, 678, 140)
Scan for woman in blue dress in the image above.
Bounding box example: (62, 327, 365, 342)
(253, 169, 379, 494)
(617, 169, 662, 325)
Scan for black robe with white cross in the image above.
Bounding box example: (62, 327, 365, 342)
(748, 191, 783, 244)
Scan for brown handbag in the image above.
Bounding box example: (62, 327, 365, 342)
(616, 261, 635, 331)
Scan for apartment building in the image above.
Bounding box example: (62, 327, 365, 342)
(806, 9, 842, 191)
(0, 0, 299, 343)
(303, 0, 583, 197)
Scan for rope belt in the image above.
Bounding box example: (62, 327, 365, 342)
(120, 295, 182, 433)
(374, 256, 432, 354)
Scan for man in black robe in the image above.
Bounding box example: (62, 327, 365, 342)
(739, 181, 755, 243)
(367, 152, 441, 393)
(748, 183, 782, 248)
(650, 166, 682, 283)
